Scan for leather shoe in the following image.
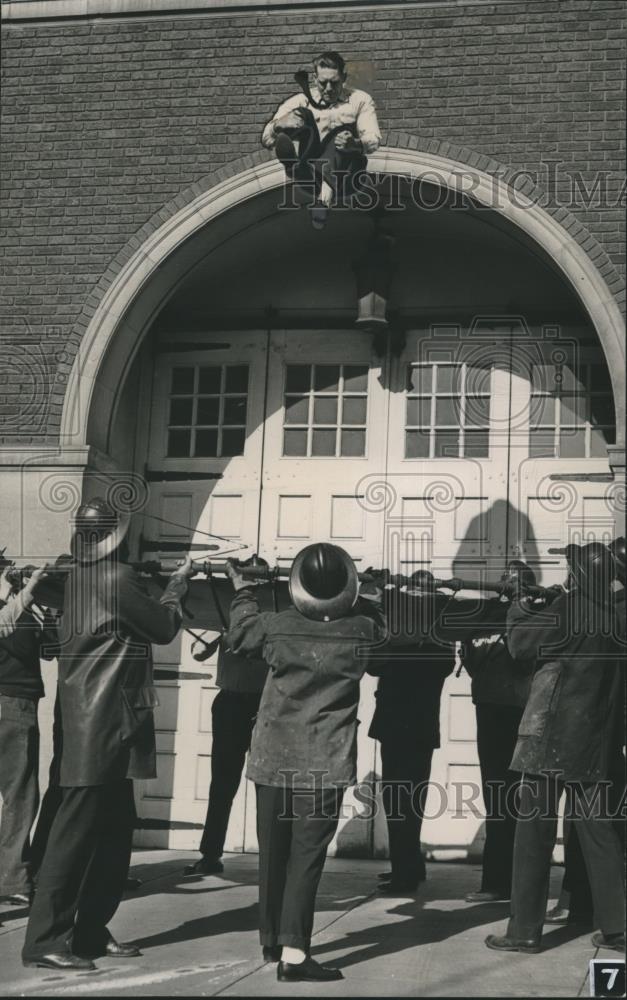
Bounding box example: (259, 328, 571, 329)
(125, 877, 142, 891)
(263, 946, 282, 962)
(485, 933, 541, 954)
(544, 904, 569, 923)
(105, 938, 142, 958)
(591, 931, 625, 953)
(23, 952, 96, 971)
(377, 870, 393, 881)
(183, 857, 224, 876)
(277, 957, 343, 982)
(5, 892, 31, 906)
(466, 890, 509, 902)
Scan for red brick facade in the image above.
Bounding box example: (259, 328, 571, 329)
(1, 0, 625, 442)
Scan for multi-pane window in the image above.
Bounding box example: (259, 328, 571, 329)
(529, 362, 615, 458)
(405, 363, 491, 459)
(283, 364, 369, 457)
(166, 364, 249, 458)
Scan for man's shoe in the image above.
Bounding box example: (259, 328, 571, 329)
(23, 952, 96, 971)
(5, 893, 31, 906)
(183, 857, 224, 876)
(277, 957, 343, 982)
(377, 870, 393, 881)
(592, 931, 625, 953)
(377, 869, 426, 883)
(263, 946, 282, 962)
(466, 890, 509, 902)
(485, 933, 541, 954)
(105, 938, 142, 958)
(125, 877, 142, 891)
(545, 904, 569, 923)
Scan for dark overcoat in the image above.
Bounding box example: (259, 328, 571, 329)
(57, 558, 186, 786)
(226, 590, 385, 788)
(506, 590, 625, 783)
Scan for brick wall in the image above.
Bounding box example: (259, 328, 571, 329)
(1, 0, 625, 442)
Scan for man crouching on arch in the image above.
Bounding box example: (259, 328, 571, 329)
(225, 543, 385, 983)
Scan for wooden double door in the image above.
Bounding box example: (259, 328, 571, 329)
(133, 325, 615, 854)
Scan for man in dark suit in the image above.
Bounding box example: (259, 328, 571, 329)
(486, 543, 626, 955)
(225, 543, 385, 984)
(22, 497, 193, 971)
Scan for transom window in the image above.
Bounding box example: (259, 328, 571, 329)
(283, 364, 369, 457)
(166, 364, 249, 458)
(529, 361, 615, 458)
(405, 362, 492, 459)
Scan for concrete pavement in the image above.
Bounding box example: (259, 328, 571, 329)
(0, 852, 598, 997)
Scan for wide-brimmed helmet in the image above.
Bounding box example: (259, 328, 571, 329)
(289, 542, 359, 621)
(567, 542, 615, 597)
(70, 497, 130, 563)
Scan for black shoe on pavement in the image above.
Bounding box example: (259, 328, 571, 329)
(277, 957, 343, 982)
(377, 870, 393, 881)
(377, 880, 419, 895)
(76, 932, 141, 960)
(125, 877, 142, 891)
(23, 952, 96, 971)
(485, 933, 541, 954)
(4, 893, 31, 906)
(263, 946, 282, 962)
(591, 931, 625, 953)
(183, 857, 224, 876)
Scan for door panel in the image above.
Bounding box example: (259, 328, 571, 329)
(252, 330, 389, 855)
(384, 326, 514, 855)
(135, 332, 269, 849)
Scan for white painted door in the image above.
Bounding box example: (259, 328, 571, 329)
(249, 329, 390, 855)
(382, 322, 517, 856)
(135, 331, 270, 849)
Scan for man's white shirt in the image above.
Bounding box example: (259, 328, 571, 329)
(262, 86, 381, 154)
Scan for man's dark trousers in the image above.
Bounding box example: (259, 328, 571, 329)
(22, 779, 135, 960)
(0, 695, 40, 897)
(475, 702, 523, 895)
(380, 736, 433, 884)
(508, 774, 625, 941)
(255, 783, 344, 950)
(199, 689, 261, 861)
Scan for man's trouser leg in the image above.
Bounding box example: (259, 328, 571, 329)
(199, 690, 260, 861)
(30, 699, 63, 878)
(255, 784, 293, 948)
(381, 737, 432, 883)
(23, 780, 133, 960)
(561, 818, 593, 920)
(0, 696, 40, 897)
(476, 703, 523, 895)
(277, 785, 344, 951)
(567, 785, 625, 938)
(507, 773, 560, 942)
(73, 780, 136, 955)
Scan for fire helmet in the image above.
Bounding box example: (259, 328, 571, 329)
(289, 542, 359, 621)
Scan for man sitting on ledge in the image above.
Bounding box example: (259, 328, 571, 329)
(261, 50, 381, 229)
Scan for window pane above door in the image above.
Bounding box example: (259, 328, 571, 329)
(165, 363, 249, 459)
(282, 363, 369, 458)
(404, 362, 492, 459)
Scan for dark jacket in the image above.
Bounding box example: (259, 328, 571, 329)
(461, 598, 534, 709)
(507, 589, 626, 782)
(226, 589, 385, 788)
(0, 602, 58, 702)
(368, 639, 454, 749)
(57, 558, 187, 787)
(216, 646, 268, 695)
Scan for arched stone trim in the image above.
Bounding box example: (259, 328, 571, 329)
(60, 139, 625, 459)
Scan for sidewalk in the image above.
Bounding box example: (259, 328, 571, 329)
(0, 852, 596, 997)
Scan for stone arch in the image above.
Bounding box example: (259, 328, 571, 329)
(59, 138, 625, 464)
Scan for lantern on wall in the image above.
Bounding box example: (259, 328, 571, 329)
(352, 231, 404, 356)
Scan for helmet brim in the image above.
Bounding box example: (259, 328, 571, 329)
(70, 511, 131, 564)
(289, 546, 359, 621)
